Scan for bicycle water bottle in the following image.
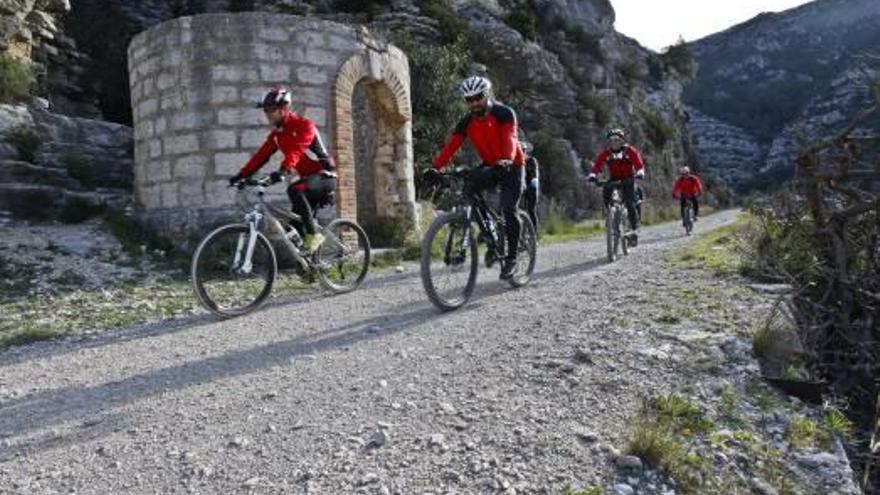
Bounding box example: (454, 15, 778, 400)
(286, 226, 303, 248)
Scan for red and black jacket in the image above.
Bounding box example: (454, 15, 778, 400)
(432, 103, 523, 170)
(238, 108, 333, 189)
(590, 145, 645, 180)
(673, 174, 704, 198)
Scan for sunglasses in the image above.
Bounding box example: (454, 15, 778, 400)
(464, 93, 485, 103)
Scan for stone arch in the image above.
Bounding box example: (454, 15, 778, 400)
(333, 48, 416, 243)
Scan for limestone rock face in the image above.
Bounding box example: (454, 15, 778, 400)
(685, 0, 880, 191)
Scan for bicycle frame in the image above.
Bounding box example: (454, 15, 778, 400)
(235, 181, 310, 274)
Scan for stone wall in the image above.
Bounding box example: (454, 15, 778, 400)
(127, 13, 415, 240)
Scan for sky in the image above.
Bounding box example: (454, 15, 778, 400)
(612, 0, 814, 51)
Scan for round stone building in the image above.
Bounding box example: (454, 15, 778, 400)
(127, 13, 416, 241)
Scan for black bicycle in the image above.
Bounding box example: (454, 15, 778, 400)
(420, 166, 537, 311)
(681, 197, 695, 236)
(594, 179, 638, 262)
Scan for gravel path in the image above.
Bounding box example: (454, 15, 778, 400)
(0, 211, 764, 494)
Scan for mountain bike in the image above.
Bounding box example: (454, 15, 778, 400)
(191, 174, 370, 318)
(594, 179, 638, 263)
(680, 197, 695, 236)
(420, 166, 537, 312)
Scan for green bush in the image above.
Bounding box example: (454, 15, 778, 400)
(639, 106, 675, 149)
(226, 0, 255, 11)
(662, 37, 696, 78)
(63, 153, 98, 189)
(416, 0, 469, 43)
(530, 128, 578, 203)
(8, 125, 41, 163)
(577, 90, 612, 127)
(618, 59, 643, 84)
(506, 5, 538, 41)
(59, 196, 105, 224)
(361, 216, 410, 248)
(388, 33, 471, 183)
(562, 24, 604, 62)
(0, 54, 34, 103)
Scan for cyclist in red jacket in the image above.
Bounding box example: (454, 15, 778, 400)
(228, 87, 337, 253)
(428, 76, 524, 280)
(672, 166, 704, 222)
(587, 128, 645, 232)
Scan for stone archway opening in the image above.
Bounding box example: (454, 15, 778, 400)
(333, 49, 416, 248)
(352, 79, 409, 247)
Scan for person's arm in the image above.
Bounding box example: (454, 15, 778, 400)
(280, 118, 317, 172)
(695, 176, 705, 196)
(432, 116, 469, 170)
(238, 133, 278, 178)
(514, 143, 525, 167)
(498, 109, 518, 162)
(672, 178, 681, 198)
(590, 150, 610, 176)
(628, 146, 645, 174)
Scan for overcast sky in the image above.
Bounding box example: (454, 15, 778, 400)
(612, 0, 814, 51)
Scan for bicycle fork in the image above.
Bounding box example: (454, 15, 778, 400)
(236, 211, 263, 275)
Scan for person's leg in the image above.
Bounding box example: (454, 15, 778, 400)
(692, 196, 700, 219)
(680, 196, 688, 224)
(500, 167, 523, 263)
(525, 185, 538, 233)
(287, 184, 314, 237)
(622, 179, 638, 230)
(602, 183, 613, 211)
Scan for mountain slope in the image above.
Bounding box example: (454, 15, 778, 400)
(684, 0, 880, 191)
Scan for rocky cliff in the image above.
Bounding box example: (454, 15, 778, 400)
(1, 0, 697, 222)
(685, 0, 880, 192)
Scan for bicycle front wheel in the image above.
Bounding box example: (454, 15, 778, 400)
(314, 219, 371, 294)
(509, 211, 537, 288)
(191, 224, 277, 318)
(605, 209, 616, 262)
(421, 211, 479, 311)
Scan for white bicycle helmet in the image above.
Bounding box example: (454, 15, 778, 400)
(459, 76, 491, 98)
(680, 166, 690, 175)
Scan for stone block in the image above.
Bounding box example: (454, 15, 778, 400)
(163, 134, 199, 155)
(206, 130, 238, 150)
(149, 139, 163, 159)
(214, 152, 251, 175)
(240, 128, 268, 149)
(260, 64, 291, 83)
(170, 111, 213, 131)
(212, 64, 259, 83)
(218, 107, 264, 126)
(210, 86, 239, 105)
(303, 107, 327, 128)
(297, 66, 328, 85)
(160, 182, 179, 208)
(174, 154, 209, 179)
(152, 160, 172, 182)
(259, 27, 289, 42)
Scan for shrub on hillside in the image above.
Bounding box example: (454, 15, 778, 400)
(0, 54, 34, 103)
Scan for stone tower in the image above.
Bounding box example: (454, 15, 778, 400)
(127, 13, 416, 240)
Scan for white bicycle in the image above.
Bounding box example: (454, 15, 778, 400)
(191, 174, 370, 318)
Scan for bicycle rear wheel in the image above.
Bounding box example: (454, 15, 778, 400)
(684, 205, 693, 235)
(509, 211, 537, 288)
(314, 219, 371, 294)
(421, 211, 479, 311)
(191, 224, 277, 318)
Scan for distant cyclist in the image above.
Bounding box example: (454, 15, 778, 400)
(587, 127, 645, 233)
(228, 87, 337, 253)
(672, 166, 704, 222)
(428, 76, 525, 280)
